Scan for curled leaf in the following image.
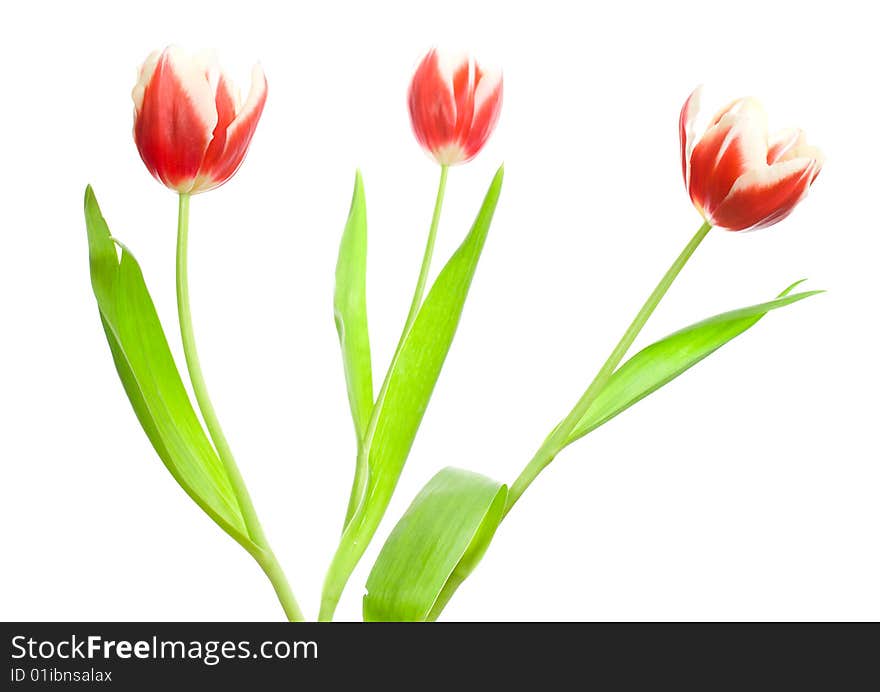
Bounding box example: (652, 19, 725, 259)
(364, 467, 506, 622)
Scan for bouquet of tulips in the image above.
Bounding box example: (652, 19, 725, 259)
(84, 46, 823, 621)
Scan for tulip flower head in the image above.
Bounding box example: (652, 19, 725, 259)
(408, 48, 503, 166)
(132, 46, 267, 194)
(680, 87, 823, 231)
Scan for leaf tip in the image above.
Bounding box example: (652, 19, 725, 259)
(779, 278, 809, 297)
(349, 169, 366, 211)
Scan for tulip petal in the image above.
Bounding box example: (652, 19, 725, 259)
(132, 50, 161, 114)
(688, 98, 768, 218)
(707, 97, 746, 129)
(709, 157, 819, 231)
(196, 70, 241, 186)
(451, 58, 475, 142)
(194, 64, 267, 193)
(769, 129, 824, 172)
(679, 86, 701, 187)
(767, 128, 803, 164)
(462, 66, 502, 162)
(408, 49, 457, 159)
(133, 47, 218, 192)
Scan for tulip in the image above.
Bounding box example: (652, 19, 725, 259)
(408, 48, 503, 165)
(127, 48, 300, 619)
(132, 46, 267, 194)
(680, 87, 823, 231)
(318, 48, 505, 621)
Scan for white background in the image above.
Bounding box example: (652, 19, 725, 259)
(1, 0, 877, 621)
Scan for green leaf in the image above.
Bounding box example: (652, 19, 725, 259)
(362, 166, 503, 516)
(334, 170, 373, 443)
(84, 186, 253, 549)
(566, 281, 823, 445)
(364, 468, 507, 622)
(321, 167, 504, 617)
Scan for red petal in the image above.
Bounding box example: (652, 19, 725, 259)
(451, 59, 475, 143)
(133, 48, 216, 191)
(688, 100, 767, 218)
(408, 49, 457, 159)
(709, 159, 818, 231)
(462, 69, 502, 162)
(194, 65, 267, 192)
(197, 71, 239, 182)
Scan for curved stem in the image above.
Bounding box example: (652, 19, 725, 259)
(320, 164, 449, 621)
(504, 220, 713, 514)
(176, 193, 304, 622)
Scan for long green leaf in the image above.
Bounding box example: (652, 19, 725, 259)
(362, 166, 503, 514)
(321, 166, 504, 617)
(85, 186, 252, 548)
(364, 467, 506, 622)
(566, 281, 822, 445)
(334, 170, 373, 443)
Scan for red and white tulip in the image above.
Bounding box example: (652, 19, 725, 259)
(132, 46, 267, 194)
(680, 87, 823, 231)
(408, 48, 503, 166)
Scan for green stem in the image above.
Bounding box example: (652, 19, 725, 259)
(250, 547, 305, 623)
(320, 164, 450, 622)
(176, 193, 304, 622)
(403, 164, 449, 336)
(504, 220, 713, 514)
